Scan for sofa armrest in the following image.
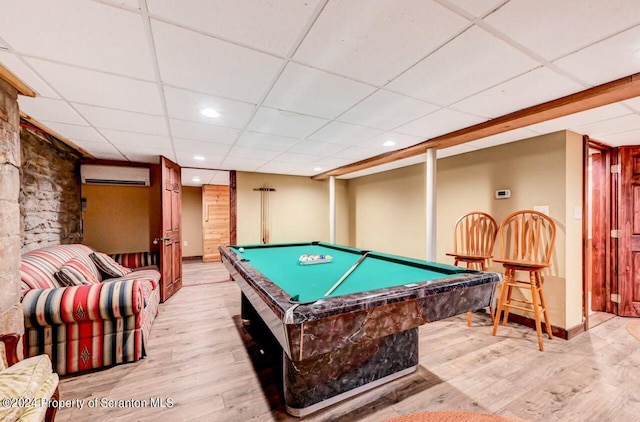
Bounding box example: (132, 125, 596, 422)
(109, 251, 159, 269)
(22, 279, 146, 326)
(0, 333, 20, 366)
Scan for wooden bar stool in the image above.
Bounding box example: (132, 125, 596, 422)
(446, 211, 498, 326)
(492, 210, 556, 351)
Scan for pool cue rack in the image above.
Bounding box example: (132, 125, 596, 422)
(253, 186, 276, 244)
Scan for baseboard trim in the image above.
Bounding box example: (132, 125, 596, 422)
(182, 256, 203, 261)
(501, 313, 585, 340)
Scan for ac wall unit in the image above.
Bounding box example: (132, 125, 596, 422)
(80, 165, 150, 186)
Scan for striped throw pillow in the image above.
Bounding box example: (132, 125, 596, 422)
(54, 258, 101, 286)
(90, 252, 132, 278)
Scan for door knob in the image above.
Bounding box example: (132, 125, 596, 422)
(153, 237, 171, 244)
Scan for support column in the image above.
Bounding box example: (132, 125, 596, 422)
(425, 148, 437, 261)
(0, 77, 24, 337)
(329, 176, 336, 243)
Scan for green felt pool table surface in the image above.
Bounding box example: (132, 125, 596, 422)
(231, 243, 468, 302)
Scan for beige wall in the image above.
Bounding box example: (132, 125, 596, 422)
(181, 186, 203, 258)
(346, 131, 584, 330)
(237, 172, 349, 245)
(347, 164, 426, 258)
(82, 184, 151, 254)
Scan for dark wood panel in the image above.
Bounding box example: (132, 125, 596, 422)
(617, 146, 640, 317)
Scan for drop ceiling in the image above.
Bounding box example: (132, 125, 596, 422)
(2, 0, 640, 187)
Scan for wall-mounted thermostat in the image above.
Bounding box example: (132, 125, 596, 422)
(495, 189, 511, 199)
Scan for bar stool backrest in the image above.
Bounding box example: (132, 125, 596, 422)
(498, 210, 556, 265)
(452, 211, 498, 258)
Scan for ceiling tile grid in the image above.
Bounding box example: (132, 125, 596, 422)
(0, 0, 639, 181)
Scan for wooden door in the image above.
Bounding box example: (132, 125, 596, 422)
(160, 156, 182, 302)
(589, 150, 611, 313)
(202, 185, 230, 262)
(618, 146, 640, 317)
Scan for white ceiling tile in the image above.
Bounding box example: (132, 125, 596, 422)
(0, 51, 59, 98)
(274, 152, 325, 164)
(294, 0, 469, 85)
(226, 145, 282, 161)
(75, 140, 123, 156)
(264, 62, 376, 119)
(467, 128, 541, 150)
(526, 103, 632, 135)
(18, 97, 85, 125)
(219, 157, 269, 172)
(164, 87, 256, 129)
(623, 97, 640, 111)
(122, 150, 167, 164)
(483, 0, 640, 61)
(599, 128, 640, 146)
(572, 114, 640, 138)
(152, 20, 284, 103)
(98, 129, 173, 149)
(246, 107, 329, 138)
(339, 90, 440, 130)
(287, 140, 348, 156)
(314, 157, 356, 168)
(235, 132, 300, 152)
(175, 152, 223, 169)
(99, 0, 140, 9)
(209, 171, 230, 185)
(387, 26, 540, 106)
(172, 138, 231, 155)
(74, 105, 167, 135)
(41, 122, 105, 143)
(0, 0, 154, 79)
(364, 132, 426, 150)
(335, 146, 381, 160)
(181, 168, 229, 187)
(554, 25, 640, 86)
(147, 0, 323, 56)
(308, 121, 383, 145)
(396, 108, 486, 138)
(452, 67, 584, 118)
(257, 161, 305, 174)
(27, 59, 163, 115)
(169, 119, 239, 144)
(445, 0, 507, 18)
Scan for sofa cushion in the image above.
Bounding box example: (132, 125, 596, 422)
(16, 372, 59, 422)
(0, 355, 55, 422)
(90, 252, 132, 278)
(55, 258, 101, 286)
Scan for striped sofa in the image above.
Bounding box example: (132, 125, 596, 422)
(20, 244, 161, 375)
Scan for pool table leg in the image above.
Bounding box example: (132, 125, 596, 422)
(282, 328, 419, 417)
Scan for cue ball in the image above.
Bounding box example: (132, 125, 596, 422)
(238, 247, 245, 252)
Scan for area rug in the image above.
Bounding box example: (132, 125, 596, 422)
(384, 411, 526, 422)
(626, 320, 640, 341)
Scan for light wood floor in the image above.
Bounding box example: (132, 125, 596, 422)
(56, 263, 640, 422)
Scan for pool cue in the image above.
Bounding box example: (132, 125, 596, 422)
(324, 251, 369, 297)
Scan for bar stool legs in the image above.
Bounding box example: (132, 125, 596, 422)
(492, 267, 552, 351)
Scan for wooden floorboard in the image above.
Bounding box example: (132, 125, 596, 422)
(56, 265, 640, 422)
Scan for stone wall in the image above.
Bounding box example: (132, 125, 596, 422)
(0, 78, 23, 336)
(20, 128, 83, 253)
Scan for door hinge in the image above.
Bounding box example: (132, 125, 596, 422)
(611, 164, 621, 174)
(611, 229, 620, 238)
(611, 294, 620, 303)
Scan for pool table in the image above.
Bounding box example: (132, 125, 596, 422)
(219, 242, 499, 417)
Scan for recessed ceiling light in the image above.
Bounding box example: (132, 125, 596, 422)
(313, 167, 322, 171)
(194, 155, 205, 161)
(200, 108, 220, 118)
(192, 177, 201, 182)
(383, 140, 396, 147)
